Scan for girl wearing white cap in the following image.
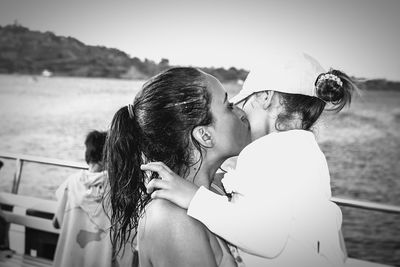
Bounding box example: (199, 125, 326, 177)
(143, 52, 359, 267)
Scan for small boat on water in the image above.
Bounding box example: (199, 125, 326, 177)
(41, 70, 53, 78)
(0, 152, 398, 267)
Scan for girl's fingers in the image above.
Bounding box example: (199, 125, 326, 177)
(141, 163, 172, 181)
(151, 189, 170, 200)
(142, 162, 173, 173)
(146, 178, 169, 194)
(151, 162, 173, 173)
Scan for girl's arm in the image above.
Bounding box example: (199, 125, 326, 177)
(187, 186, 291, 258)
(143, 162, 291, 258)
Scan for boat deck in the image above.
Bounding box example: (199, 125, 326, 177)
(0, 152, 398, 267)
(0, 253, 52, 267)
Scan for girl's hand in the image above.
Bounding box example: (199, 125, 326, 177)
(141, 162, 198, 209)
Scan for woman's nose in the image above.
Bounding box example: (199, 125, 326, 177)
(234, 106, 248, 122)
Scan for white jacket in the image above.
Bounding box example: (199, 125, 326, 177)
(188, 130, 345, 267)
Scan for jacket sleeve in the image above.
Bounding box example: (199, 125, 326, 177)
(188, 186, 291, 258)
(188, 138, 292, 258)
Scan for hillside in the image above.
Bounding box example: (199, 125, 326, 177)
(0, 24, 248, 82)
(0, 24, 169, 79)
(0, 23, 399, 90)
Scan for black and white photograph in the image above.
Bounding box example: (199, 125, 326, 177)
(0, 0, 399, 266)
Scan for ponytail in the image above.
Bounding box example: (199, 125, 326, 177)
(315, 68, 360, 112)
(104, 106, 150, 257)
(103, 67, 213, 257)
(277, 69, 360, 131)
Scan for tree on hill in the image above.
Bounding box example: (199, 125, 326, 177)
(0, 24, 250, 82)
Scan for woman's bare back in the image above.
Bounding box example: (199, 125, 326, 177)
(138, 198, 237, 267)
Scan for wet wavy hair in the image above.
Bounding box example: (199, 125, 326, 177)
(104, 67, 213, 257)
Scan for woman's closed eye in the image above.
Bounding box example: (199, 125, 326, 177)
(227, 102, 234, 110)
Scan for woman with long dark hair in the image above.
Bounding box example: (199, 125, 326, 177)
(144, 53, 360, 267)
(104, 67, 251, 266)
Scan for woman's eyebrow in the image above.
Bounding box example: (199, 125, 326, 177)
(223, 93, 228, 104)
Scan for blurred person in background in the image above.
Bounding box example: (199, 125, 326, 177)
(52, 130, 130, 267)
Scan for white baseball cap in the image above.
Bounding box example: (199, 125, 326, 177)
(230, 52, 326, 104)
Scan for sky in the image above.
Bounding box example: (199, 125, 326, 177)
(0, 0, 399, 81)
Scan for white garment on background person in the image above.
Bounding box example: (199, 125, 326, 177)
(53, 170, 113, 267)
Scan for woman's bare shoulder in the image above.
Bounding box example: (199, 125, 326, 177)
(139, 199, 211, 258)
(139, 199, 222, 267)
(143, 199, 206, 232)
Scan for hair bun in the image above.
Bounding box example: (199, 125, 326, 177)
(315, 72, 344, 103)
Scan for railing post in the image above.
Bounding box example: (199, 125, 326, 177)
(11, 158, 23, 194)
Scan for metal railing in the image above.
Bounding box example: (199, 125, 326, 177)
(0, 152, 87, 194)
(331, 197, 400, 214)
(0, 152, 399, 214)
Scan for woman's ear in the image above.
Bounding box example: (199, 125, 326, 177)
(192, 126, 213, 148)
